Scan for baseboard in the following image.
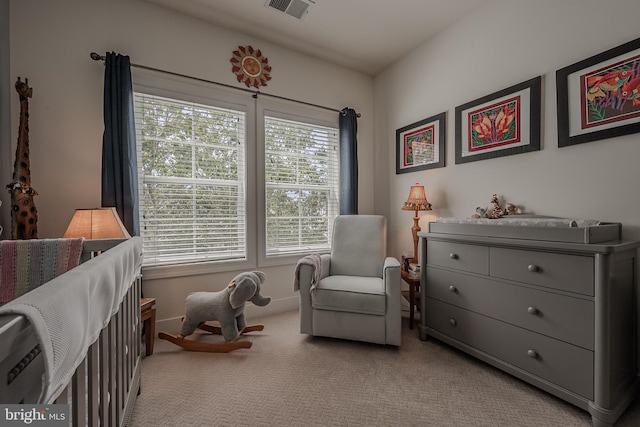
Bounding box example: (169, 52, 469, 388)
(154, 295, 299, 333)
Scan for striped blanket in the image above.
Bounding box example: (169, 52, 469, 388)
(0, 238, 84, 303)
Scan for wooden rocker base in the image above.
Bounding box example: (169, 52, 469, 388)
(158, 323, 265, 353)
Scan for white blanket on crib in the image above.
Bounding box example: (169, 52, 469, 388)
(0, 236, 143, 403)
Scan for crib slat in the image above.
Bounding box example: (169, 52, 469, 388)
(108, 317, 117, 425)
(71, 358, 87, 427)
(87, 340, 100, 427)
(99, 326, 110, 426)
(116, 307, 124, 424)
(125, 289, 132, 392)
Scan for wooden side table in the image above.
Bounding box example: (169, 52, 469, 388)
(140, 297, 156, 356)
(401, 269, 421, 329)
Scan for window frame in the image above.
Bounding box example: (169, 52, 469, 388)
(256, 98, 340, 267)
(133, 69, 257, 280)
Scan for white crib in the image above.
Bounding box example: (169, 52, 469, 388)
(0, 237, 143, 427)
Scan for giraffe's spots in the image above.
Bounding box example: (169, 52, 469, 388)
(12, 204, 19, 211)
(28, 218, 35, 224)
(20, 211, 28, 217)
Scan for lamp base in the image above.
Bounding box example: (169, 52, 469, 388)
(411, 212, 421, 264)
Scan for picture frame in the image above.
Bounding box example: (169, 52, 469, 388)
(455, 76, 541, 164)
(556, 37, 640, 147)
(395, 112, 446, 174)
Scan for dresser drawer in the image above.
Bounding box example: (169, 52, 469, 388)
(490, 247, 594, 295)
(426, 267, 594, 349)
(427, 241, 488, 275)
(426, 298, 594, 399)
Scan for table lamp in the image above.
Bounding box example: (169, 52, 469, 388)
(402, 183, 431, 263)
(63, 207, 131, 239)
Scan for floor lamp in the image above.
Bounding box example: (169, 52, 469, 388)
(402, 183, 431, 263)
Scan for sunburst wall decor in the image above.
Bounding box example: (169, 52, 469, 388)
(230, 45, 272, 88)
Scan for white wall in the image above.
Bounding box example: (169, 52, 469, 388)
(8, 0, 374, 327)
(375, 0, 640, 260)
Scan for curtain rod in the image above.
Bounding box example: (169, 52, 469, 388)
(90, 52, 361, 118)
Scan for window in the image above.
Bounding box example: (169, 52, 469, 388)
(134, 93, 247, 266)
(133, 71, 340, 273)
(264, 115, 339, 257)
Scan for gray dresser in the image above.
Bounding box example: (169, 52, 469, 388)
(419, 224, 640, 426)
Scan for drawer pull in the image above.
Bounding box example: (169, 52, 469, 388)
(527, 306, 539, 315)
(527, 264, 539, 272)
(527, 349, 537, 358)
(449, 285, 457, 293)
(449, 253, 458, 260)
(449, 318, 457, 326)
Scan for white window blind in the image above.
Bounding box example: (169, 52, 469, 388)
(264, 115, 340, 257)
(134, 92, 246, 266)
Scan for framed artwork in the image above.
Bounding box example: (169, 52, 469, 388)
(556, 37, 640, 147)
(455, 76, 541, 164)
(396, 112, 446, 174)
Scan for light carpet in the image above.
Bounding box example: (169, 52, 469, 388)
(129, 310, 640, 427)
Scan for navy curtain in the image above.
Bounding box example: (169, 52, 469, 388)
(101, 52, 140, 236)
(339, 108, 358, 215)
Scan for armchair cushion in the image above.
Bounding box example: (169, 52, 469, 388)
(312, 275, 385, 315)
(330, 215, 386, 277)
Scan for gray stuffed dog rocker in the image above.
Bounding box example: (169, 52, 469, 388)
(158, 271, 271, 353)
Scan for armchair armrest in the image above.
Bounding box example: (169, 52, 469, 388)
(298, 254, 330, 334)
(297, 254, 330, 291)
(383, 256, 402, 346)
(383, 256, 401, 297)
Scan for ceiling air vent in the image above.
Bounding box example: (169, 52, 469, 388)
(265, 0, 316, 20)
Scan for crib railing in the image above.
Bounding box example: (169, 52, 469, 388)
(55, 275, 141, 427)
(0, 238, 142, 427)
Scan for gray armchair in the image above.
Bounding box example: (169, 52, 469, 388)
(296, 215, 402, 346)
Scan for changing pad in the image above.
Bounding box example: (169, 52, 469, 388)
(435, 215, 601, 228)
(428, 216, 619, 244)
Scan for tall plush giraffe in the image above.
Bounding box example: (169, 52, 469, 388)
(6, 77, 38, 239)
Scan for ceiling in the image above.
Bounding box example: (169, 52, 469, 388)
(144, 0, 488, 76)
